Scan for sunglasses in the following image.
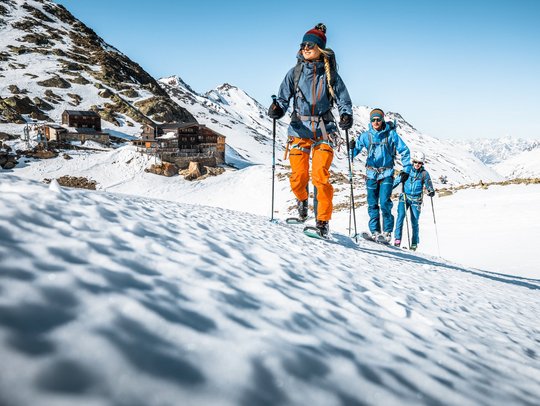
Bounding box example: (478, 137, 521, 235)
(300, 41, 316, 50)
(413, 161, 423, 164)
(371, 118, 382, 123)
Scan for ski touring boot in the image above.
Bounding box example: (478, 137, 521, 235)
(410, 244, 417, 251)
(286, 199, 309, 224)
(316, 220, 329, 239)
(303, 220, 330, 240)
(394, 239, 401, 247)
(376, 232, 391, 245)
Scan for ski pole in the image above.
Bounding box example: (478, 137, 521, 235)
(348, 160, 353, 235)
(402, 183, 411, 248)
(430, 195, 441, 256)
(345, 129, 358, 241)
(270, 95, 277, 223)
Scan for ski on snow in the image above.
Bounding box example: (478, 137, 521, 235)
(303, 226, 329, 240)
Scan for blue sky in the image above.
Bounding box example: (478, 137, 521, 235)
(55, 0, 540, 140)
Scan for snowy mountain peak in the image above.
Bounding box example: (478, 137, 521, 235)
(159, 75, 198, 95)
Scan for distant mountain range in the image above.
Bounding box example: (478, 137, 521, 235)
(454, 137, 540, 165)
(453, 137, 540, 178)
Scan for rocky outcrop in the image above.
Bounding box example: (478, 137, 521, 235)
(37, 76, 71, 89)
(134, 97, 195, 123)
(179, 163, 226, 181)
(145, 162, 179, 177)
(0, 96, 50, 123)
(26, 149, 58, 159)
(0, 149, 18, 169)
(44, 176, 97, 190)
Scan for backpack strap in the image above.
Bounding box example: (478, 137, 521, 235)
(292, 62, 307, 117)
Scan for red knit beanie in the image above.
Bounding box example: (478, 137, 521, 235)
(302, 23, 327, 49)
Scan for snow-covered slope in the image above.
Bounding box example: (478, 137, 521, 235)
(455, 136, 540, 165)
(492, 148, 540, 179)
(0, 174, 539, 405)
(160, 76, 501, 186)
(0, 0, 194, 137)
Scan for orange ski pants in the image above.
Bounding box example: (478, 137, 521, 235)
(289, 137, 334, 221)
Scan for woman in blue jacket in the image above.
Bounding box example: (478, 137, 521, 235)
(268, 23, 353, 238)
(393, 151, 435, 250)
(350, 108, 411, 243)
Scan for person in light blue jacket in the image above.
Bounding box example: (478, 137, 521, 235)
(350, 108, 411, 242)
(393, 150, 435, 250)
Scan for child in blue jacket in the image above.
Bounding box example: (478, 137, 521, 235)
(393, 151, 435, 250)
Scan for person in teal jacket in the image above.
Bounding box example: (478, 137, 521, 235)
(393, 150, 435, 250)
(350, 108, 411, 242)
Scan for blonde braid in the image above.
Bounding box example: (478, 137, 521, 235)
(317, 46, 335, 101)
(323, 55, 335, 101)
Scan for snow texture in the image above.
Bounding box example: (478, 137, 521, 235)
(0, 174, 539, 406)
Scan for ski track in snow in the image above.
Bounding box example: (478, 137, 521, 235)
(0, 175, 539, 406)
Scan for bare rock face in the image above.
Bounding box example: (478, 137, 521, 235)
(37, 76, 72, 89)
(0, 96, 50, 122)
(134, 96, 195, 123)
(144, 162, 179, 177)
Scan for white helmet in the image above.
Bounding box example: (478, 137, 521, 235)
(412, 151, 425, 163)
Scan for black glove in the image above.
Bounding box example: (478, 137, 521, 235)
(428, 190, 435, 197)
(268, 100, 284, 119)
(399, 171, 409, 183)
(348, 137, 356, 151)
(339, 114, 353, 130)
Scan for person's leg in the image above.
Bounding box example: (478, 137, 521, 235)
(289, 137, 311, 203)
(366, 178, 380, 234)
(410, 202, 421, 245)
(379, 176, 395, 234)
(394, 194, 405, 241)
(311, 142, 334, 221)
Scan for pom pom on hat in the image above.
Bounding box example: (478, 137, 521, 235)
(302, 23, 327, 49)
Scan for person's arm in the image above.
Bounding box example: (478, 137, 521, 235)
(394, 131, 411, 173)
(276, 67, 296, 112)
(351, 133, 365, 159)
(333, 73, 353, 116)
(424, 170, 435, 195)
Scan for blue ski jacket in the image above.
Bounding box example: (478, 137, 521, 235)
(393, 166, 435, 199)
(351, 122, 411, 180)
(275, 54, 352, 140)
